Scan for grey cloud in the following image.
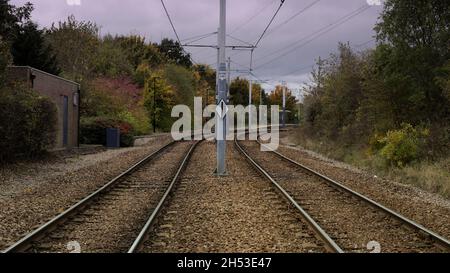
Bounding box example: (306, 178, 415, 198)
(11, 0, 384, 89)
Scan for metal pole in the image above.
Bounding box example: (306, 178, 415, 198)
(206, 87, 210, 107)
(216, 28, 220, 93)
(248, 49, 254, 130)
(216, 0, 227, 175)
(227, 57, 231, 102)
(153, 77, 157, 133)
(298, 89, 301, 124)
(260, 86, 263, 106)
(282, 82, 286, 128)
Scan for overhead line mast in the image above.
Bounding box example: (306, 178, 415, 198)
(216, 0, 228, 176)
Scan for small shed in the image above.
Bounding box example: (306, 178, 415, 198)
(6, 66, 80, 149)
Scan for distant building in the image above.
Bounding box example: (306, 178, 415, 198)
(6, 66, 80, 149)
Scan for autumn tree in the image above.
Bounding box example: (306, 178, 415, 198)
(194, 64, 216, 90)
(0, 0, 33, 41)
(251, 83, 266, 107)
(437, 60, 450, 103)
(142, 72, 175, 132)
(229, 77, 266, 106)
(11, 22, 60, 74)
(45, 15, 100, 81)
(374, 0, 450, 123)
(94, 35, 133, 77)
(194, 64, 216, 105)
(0, 37, 12, 84)
(115, 35, 164, 70)
(0, 1, 59, 74)
(300, 0, 450, 160)
(267, 85, 298, 123)
(229, 77, 249, 106)
(163, 64, 197, 110)
(157, 38, 192, 68)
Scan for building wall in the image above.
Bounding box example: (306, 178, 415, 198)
(6, 66, 80, 149)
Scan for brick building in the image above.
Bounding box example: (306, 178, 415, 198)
(6, 66, 80, 149)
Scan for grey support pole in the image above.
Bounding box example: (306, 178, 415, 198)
(227, 57, 231, 101)
(216, 0, 228, 176)
(282, 81, 286, 128)
(248, 49, 254, 131)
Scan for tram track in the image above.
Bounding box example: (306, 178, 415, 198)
(3, 141, 197, 253)
(236, 139, 450, 253)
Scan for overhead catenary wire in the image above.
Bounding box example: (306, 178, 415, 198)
(227, 34, 254, 47)
(230, 60, 252, 71)
(229, 60, 277, 89)
(280, 63, 316, 78)
(274, 50, 347, 80)
(201, 0, 284, 62)
(266, 38, 372, 81)
(278, 37, 377, 77)
(232, 3, 374, 92)
(254, 0, 286, 48)
(224, 0, 319, 62)
(237, 0, 286, 113)
(254, 4, 372, 69)
(182, 32, 218, 44)
(355, 38, 376, 48)
(184, 34, 217, 46)
(251, 72, 277, 89)
(204, 2, 373, 85)
(254, 4, 370, 63)
(160, 0, 198, 65)
(229, 0, 278, 35)
(161, 0, 181, 43)
(264, 0, 321, 39)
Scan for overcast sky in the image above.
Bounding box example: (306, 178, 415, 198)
(11, 0, 384, 92)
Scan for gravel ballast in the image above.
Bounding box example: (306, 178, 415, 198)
(0, 135, 172, 250)
(275, 131, 450, 241)
(141, 141, 328, 253)
(240, 141, 447, 253)
(28, 141, 194, 253)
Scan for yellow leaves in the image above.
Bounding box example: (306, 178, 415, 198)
(372, 123, 430, 167)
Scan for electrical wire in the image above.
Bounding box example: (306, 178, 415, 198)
(182, 32, 217, 44)
(255, 4, 370, 63)
(229, 0, 278, 35)
(225, 0, 319, 65)
(355, 38, 376, 48)
(264, 0, 321, 39)
(160, 0, 198, 65)
(254, 0, 286, 48)
(227, 34, 254, 47)
(254, 5, 371, 69)
(161, 0, 181, 43)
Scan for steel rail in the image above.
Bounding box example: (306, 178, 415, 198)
(3, 141, 177, 253)
(235, 139, 344, 253)
(258, 140, 450, 251)
(128, 141, 201, 253)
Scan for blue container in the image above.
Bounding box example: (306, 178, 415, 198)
(106, 128, 120, 148)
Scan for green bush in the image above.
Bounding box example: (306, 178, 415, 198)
(117, 110, 150, 136)
(0, 84, 57, 162)
(0, 38, 12, 85)
(80, 116, 135, 147)
(372, 123, 429, 167)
